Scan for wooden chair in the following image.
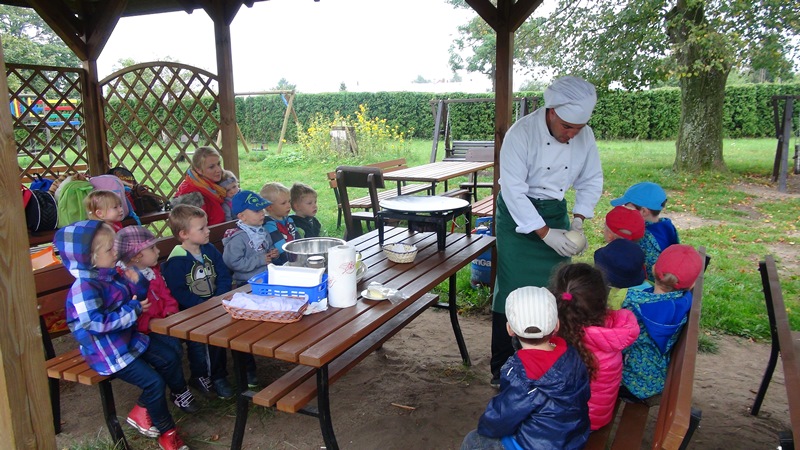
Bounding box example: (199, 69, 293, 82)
(459, 148, 495, 202)
(336, 165, 384, 240)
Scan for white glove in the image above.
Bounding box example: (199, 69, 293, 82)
(542, 228, 579, 257)
(571, 217, 584, 232)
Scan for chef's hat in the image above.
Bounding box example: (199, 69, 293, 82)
(543, 76, 597, 124)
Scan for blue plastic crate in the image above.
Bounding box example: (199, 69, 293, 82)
(247, 271, 328, 303)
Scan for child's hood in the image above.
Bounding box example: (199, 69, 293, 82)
(54, 220, 104, 275)
(583, 308, 641, 352)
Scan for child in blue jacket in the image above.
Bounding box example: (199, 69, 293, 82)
(260, 182, 298, 265)
(161, 205, 235, 400)
(621, 244, 703, 401)
(462, 286, 591, 450)
(54, 220, 190, 450)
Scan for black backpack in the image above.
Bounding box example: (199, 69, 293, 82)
(25, 189, 59, 232)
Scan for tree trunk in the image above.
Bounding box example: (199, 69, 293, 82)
(674, 67, 728, 171)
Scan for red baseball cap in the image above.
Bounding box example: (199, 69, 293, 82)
(605, 206, 645, 241)
(654, 244, 703, 290)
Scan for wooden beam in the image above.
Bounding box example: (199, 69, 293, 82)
(81, 59, 110, 175)
(27, 0, 87, 60)
(85, 0, 128, 60)
(207, 5, 240, 177)
(0, 37, 57, 450)
(175, 0, 198, 14)
(510, 0, 543, 31)
(493, 0, 514, 209)
(465, 0, 498, 31)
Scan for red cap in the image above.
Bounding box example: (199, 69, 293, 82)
(654, 244, 703, 290)
(605, 206, 645, 241)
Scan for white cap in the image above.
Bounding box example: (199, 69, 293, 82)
(505, 286, 558, 339)
(543, 76, 597, 124)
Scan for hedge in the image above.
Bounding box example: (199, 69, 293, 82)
(104, 83, 800, 144)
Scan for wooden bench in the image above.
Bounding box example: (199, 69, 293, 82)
(585, 247, 707, 450)
(28, 210, 170, 247)
(37, 219, 236, 449)
(444, 140, 494, 161)
(750, 255, 800, 447)
(327, 158, 431, 228)
(20, 163, 89, 183)
(472, 195, 495, 218)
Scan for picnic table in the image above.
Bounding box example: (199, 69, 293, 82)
(150, 226, 495, 450)
(382, 160, 493, 195)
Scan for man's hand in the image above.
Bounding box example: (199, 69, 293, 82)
(542, 228, 579, 257)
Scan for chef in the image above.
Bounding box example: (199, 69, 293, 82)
(490, 76, 604, 386)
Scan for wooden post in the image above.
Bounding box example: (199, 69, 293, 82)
(81, 59, 110, 175)
(212, 12, 239, 176)
(276, 92, 296, 154)
(0, 39, 57, 450)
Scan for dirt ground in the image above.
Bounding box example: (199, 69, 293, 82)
(53, 175, 799, 449)
(54, 309, 792, 450)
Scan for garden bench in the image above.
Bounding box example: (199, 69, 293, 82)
(457, 147, 495, 201)
(471, 195, 495, 218)
(327, 158, 431, 229)
(585, 246, 707, 450)
(37, 219, 236, 449)
(28, 210, 170, 247)
(20, 164, 89, 183)
(444, 140, 494, 161)
(749, 255, 800, 447)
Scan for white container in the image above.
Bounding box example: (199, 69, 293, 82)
(327, 244, 357, 308)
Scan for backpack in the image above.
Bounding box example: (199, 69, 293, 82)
(30, 173, 55, 192)
(24, 187, 59, 232)
(55, 178, 94, 227)
(89, 174, 130, 218)
(107, 166, 136, 187)
(130, 183, 169, 214)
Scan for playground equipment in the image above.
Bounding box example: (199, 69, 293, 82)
(235, 89, 301, 154)
(11, 93, 84, 164)
(771, 95, 800, 192)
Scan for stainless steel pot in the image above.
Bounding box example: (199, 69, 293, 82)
(282, 237, 346, 267)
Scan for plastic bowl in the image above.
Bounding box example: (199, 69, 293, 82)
(382, 243, 418, 264)
(283, 237, 346, 267)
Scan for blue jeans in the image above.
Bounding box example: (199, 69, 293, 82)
(460, 430, 505, 450)
(185, 340, 228, 381)
(148, 333, 187, 393)
(114, 356, 174, 433)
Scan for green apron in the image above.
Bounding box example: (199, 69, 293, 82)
(492, 192, 570, 313)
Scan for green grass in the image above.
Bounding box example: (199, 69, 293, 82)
(232, 137, 798, 341)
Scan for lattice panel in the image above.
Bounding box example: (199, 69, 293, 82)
(101, 62, 221, 202)
(8, 64, 89, 180)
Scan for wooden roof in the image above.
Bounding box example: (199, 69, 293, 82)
(1, 0, 274, 18)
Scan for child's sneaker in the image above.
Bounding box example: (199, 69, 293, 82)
(126, 404, 159, 437)
(158, 428, 189, 450)
(246, 370, 259, 390)
(188, 376, 213, 396)
(212, 377, 235, 400)
(171, 387, 200, 413)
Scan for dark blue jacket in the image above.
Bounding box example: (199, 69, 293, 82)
(477, 339, 591, 450)
(646, 218, 679, 251)
(161, 243, 232, 310)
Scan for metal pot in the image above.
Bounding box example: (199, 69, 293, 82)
(282, 237, 347, 267)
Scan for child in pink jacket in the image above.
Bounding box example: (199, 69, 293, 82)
(552, 263, 640, 430)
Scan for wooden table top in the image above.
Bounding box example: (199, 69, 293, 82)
(382, 161, 493, 183)
(150, 226, 495, 369)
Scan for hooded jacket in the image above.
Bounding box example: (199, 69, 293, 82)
(222, 226, 273, 284)
(121, 264, 180, 334)
(54, 220, 149, 376)
(583, 309, 640, 429)
(621, 287, 693, 400)
(477, 337, 591, 450)
(161, 243, 232, 310)
(646, 217, 679, 251)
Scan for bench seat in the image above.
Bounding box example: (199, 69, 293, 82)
(472, 195, 494, 218)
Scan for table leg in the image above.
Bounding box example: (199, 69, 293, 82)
(230, 350, 250, 450)
(317, 365, 339, 450)
(465, 207, 472, 234)
(377, 214, 385, 247)
(449, 274, 471, 366)
(436, 219, 446, 251)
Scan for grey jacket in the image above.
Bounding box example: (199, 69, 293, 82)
(222, 228, 273, 284)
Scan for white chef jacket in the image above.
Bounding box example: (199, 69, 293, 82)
(499, 108, 603, 234)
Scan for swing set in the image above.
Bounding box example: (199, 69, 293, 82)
(771, 95, 800, 192)
(234, 89, 301, 154)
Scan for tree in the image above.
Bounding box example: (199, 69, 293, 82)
(273, 78, 296, 91)
(0, 5, 77, 67)
(412, 75, 431, 84)
(449, 1, 800, 172)
(339, 82, 347, 92)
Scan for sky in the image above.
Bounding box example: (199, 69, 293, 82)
(97, 0, 502, 94)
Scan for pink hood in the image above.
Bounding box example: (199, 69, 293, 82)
(583, 308, 640, 430)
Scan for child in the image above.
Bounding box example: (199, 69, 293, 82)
(222, 190, 278, 285)
(289, 182, 322, 238)
(611, 182, 679, 280)
(594, 238, 650, 309)
(603, 205, 645, 242)
(219, 170, 239, 221)
(260, 182, 298, 266)
(85, 189, 125, 231)
(161, 205, 235, 400)
(461, 286, 591, 450)
(53, 221, 190, 450)
(621, 244, 702, 402)
(551, 263, 640, 430)
(115, 225, 199, 414)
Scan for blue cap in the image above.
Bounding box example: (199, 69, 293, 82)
(610, 182, 667, 211)
(231, 190, 270, 216)
(594, 239, 646, 288)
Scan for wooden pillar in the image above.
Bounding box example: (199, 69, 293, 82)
(213, 17, 239, 177)
(0, 39, 57, 450)
(492, 0, 514, 203)
(81, 59, 110, 175)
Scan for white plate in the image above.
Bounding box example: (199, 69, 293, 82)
(361, 289, 389, 301)
(356, 261, 368, 282)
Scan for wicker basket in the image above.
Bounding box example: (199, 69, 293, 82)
(222, 300, 308, 323)
(383, 243, 418, 263)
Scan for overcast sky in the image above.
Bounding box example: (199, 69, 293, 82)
(97, 0, 501, 94)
